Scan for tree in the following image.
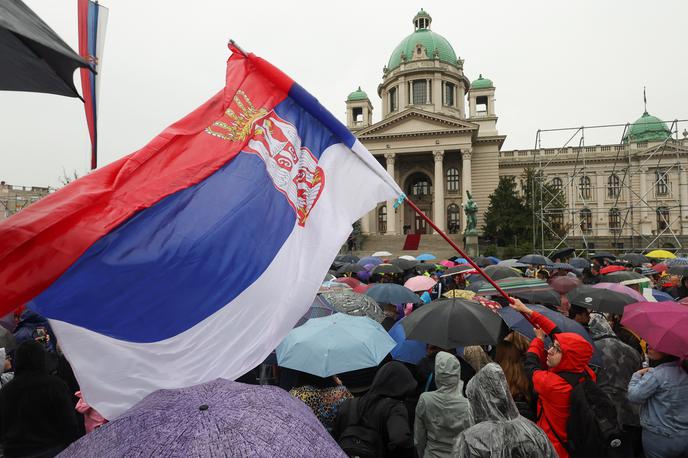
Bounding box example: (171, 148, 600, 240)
(482, 176, 530, 246)
(58, 168, 80, 187)
(521, 167, 568, 241)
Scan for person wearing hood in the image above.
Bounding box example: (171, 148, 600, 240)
(414, 351, 473, 457)
(333, 361, 417, 457)
(511, 298, 596, 458)
(12, 309, 56, 353)
(453, 363, 557, 457)
(0, 340, 80, 458)
(588, 313, 643, 456)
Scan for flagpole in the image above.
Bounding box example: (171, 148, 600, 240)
(403, 197, 513, 303)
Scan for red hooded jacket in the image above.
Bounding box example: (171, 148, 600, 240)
(524, 311, 595, 458)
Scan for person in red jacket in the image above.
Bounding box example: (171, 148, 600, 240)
(510, 298, 595, 458)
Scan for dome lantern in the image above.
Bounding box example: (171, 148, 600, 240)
(413, 8, 432, 30)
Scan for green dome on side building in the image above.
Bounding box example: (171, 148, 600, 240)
(347, 86, 369, 101)
(623, 111, 672, 143)
(471, 74, 494, 90)
(386, 9, 458, 72)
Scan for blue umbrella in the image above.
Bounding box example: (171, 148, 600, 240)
(497, 304, 603, 367)
(651, 289, 675, 302)
(569, 257, 591, 269)
(357, 256, 383, 266)
(276, 314, 395, 377)
(365, 283, 421, 304)
(417, 253, 437, 261)
(388, 318, 426, 364)
(519, 254, 553, 266)
(487, 256, 501, 265)
(294, 296, 335, 327)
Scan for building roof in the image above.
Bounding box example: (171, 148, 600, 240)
(471, 74, 493, 90)
(387, 10, 458, 72)
(347, 86, 369, 101)
(623, 111, 672, 143)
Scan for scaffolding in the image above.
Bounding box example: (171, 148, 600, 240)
(529, 118, 688, 257)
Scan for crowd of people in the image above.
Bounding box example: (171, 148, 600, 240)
(1, 251, 687, 457)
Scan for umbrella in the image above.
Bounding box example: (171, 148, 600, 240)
(372, 250, 392, 257)
(600, 265, 626, 275)
(487, 256, 501, 265)
(335, 254, 359, 264)
(335, 263, 365, 275)
(318, 281, 352, 293)
(323, 273, 336, 282)
(567, 285, 638, 314)
(549, 247, 575, 261)
(388, 318, 427, 365)
(590, 251, 617, 260)
(470, 278, 551, 296)
(0, 0, 91, 98)
(546, 263, 575, 271)
(622, 301, 688, 358)
(668, 265, 688, 276)
(482, 265, 523, 281)
(646, 249, 676, 259)
(416, 253, 437, 261)
(277, 314, 396, 377)
(404, 275, 437, 292)
(439, 260, 456, 268)
(334, 277, 362, 289)
(518, 254, 553, 266)
(652, 263, 668, 273)
(665, 257, 688, 266)
(371, 263, 404, 275)
(399, 255, 417, 261)
(602, 270, 647, 284)
(590, 282, 646, 302)
(294, 296, 336, 327)
(449, 256, 468, 264)
(511, 288, 561, 307)
(415, 263, 438, 274)
(473, 256, 494, 267)
(549, 275, 581, 295)
(569, 257, 591, 269)
(497, 259, 529, 269)
(59, 378, 344, 457)
(401, 298, 509, 348)
(652, 290, 675, 302)
(390, 257, 419, 271)
(319, 290, 384, 322)
(621, 253, 650, 266)
(366, 283, 421, 305)
(357, 256, 383, 266)
(444, 265, 477, 275)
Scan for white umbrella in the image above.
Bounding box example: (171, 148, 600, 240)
(399, 255, 416, 261)
(372, 251, 392, 257)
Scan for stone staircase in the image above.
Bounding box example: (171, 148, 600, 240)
(354, 233, 465, 260)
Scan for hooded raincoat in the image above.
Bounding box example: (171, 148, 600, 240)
(588, 313, 642, 427)
(454, 363, 556, 457)
(414, 352, 473, 457)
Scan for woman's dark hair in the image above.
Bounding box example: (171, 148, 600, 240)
(494, 340, 532, 403)
(296, 371, 337, 389)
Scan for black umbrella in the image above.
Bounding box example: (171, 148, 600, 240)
(549, 247, 575, 262)
(511, 288, 561, 307)
(0, 0, 91, 98)
(365, 283, 421, 304)
(668, 265, 688, 276)
(473, 256, 494, 267)
(567, 285, 638, 315)
(371, 263, 404, 275)
(602, 270, 646, 284)
(443, 265, 475, 275)
(414, 263, 438, 274)
(335, 254, 359, 264)
(335, 263, 365, 275)
(401, 298, 509, 347)
(620, 253, 649, 266)
(590, 251, 616, 260)
(482, 265, 523, 281)
(390, 257, 419, 271)
(569, 257, 591, 269)
(519, 254, 553, 266)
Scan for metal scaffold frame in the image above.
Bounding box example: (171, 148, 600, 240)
(530, 118, 688, 256)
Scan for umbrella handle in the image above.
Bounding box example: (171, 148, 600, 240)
(404, 198, 513, 303)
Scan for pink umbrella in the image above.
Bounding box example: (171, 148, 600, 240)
(439, 260, 456, 268)
(622, 301, 688, 358)
(549, 276, 581, 294)
(335, 277, 362, 289)
(591, 282, 645, 302)
(404, 275, 437, 292)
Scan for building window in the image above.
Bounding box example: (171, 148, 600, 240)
(407, 172, 432, 197)
(446, 168, 460, 193)
(609, 208, 621, 232)
(447, 204, 461, 234)
(607, 173, 620, 198)
(579, 175, 592, 200)
(378, 206, 387, 233)
(444, 82, 455, 106)
(580, 208, 592, 233)
(550, 177, 563, 192)
(352, 107, 363, 124)
(411, 80, 427, 105)
(656, 169, 669, 196)
(657, 207, 670, 231)
(551, 211, 564, 233)
(389, 87, 397, 112)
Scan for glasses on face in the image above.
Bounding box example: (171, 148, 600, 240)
(547, 343, 563, 354)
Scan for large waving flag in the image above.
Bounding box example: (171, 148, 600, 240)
(0, 44, 401, 419)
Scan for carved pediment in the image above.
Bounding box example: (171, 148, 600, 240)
(356, 108, 479, 139)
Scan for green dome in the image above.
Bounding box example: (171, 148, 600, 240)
(387, 10, 458, 72)
(347, 86, 368, 101)
(471, 74, 493, 90)
(623, 111, 672, 143)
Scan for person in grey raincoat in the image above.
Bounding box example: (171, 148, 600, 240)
(414, 351, 473, 457)
(453, 363, 557, 458)
(588, 313, 643, 455)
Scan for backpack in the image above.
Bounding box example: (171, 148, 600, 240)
(337, 398, 387, 458)
(551, 371, 624, 458)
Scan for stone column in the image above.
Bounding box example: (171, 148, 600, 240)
(432, 150, 445, 233)
(638, 168, 650, 236)
(595, 173, 605, 236)
(360, 212, 370, 234)
(384, 153, 397, 235)
(461, 149, 472, 232)
(679, 165, 688, 235)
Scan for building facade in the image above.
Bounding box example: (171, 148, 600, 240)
(350, 9, 688, 252)
(0, 181, 51, 221)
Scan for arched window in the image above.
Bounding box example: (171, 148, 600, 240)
(579, 208, 592, 233)
(377, 206, 387, 233)
(550, 177, 563, 193)
(656, 169, 669, 196)
(446, 168, 460, 193)
(608, 208, 621, 232)
(551, 210, 564, 233)
(579, 176, 592, 200)
(389, 87, 397, 112)
(407, 172, 431, 197)
(607, 174, 620, 198)
(447, 204, 461, 234)
(657, 207, 670, 231)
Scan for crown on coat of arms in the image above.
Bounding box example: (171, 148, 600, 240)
(205, 90, 268, 141)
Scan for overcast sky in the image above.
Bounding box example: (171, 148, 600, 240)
(2, 0, 687, 188)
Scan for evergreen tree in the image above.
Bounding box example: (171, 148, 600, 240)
(482, 176, 530, 245)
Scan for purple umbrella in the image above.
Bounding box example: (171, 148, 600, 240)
(58, 379, 345, 457)
(622, 301, 688, 358)
(591, 282, 645, 302)
(357, 256, 383, 267)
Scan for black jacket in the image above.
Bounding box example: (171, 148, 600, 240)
(0, 341, 80, 458)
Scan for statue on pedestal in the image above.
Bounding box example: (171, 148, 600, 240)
(464, 191, 478, 235)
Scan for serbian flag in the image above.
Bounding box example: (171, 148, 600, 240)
(0, 44, 402, 419)
(78, 0, 108, 169)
